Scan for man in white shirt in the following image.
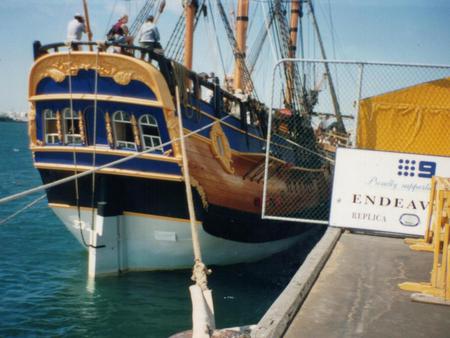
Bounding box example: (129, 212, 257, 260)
(137, 15, 161, 59)
(67, 13, 86, 50)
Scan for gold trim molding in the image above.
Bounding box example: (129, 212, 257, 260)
(30, 145, 180, 163)
(34, 163, 183, 182)
(29, 94, 162, 108)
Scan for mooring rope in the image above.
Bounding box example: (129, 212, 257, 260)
(284, 137, 335, 164)
(89, 48, 100, 236)
(0, 194, 47, 226)
(68, 46, 91, 248)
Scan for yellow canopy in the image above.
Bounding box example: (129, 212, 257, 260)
(357, 77, 450, 156)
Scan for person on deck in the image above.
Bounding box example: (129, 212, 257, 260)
(137, 15, 161, 60)
(66, 13, 86, 50)
(107, 15, 133, 53)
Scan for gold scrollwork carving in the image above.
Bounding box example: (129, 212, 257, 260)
(165, 109, 181, 159)
(210, 123, 234, 174)
(47, 68, 66, 83)
(104, 112, 114, 146)
(56, 110, 63, 143)
(190, 176, 208, 209)
(113, 71, 133, 86)
(78, 110, 86, 144)
(131, 115, 141, 147)
(28, 104, 37, 146)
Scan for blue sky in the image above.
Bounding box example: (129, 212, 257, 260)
(0, 0, 449, 113)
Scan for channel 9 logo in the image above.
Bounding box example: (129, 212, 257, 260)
(397, 159, 436, 178)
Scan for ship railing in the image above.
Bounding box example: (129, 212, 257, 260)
(32, 41, 231, 101)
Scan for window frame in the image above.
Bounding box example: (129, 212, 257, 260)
(139, 114, 163, 153)
(62, 108, 83, 145)
(112, 110, 137, 150)
(43, 109, 59, 144)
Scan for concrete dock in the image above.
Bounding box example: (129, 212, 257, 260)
(252, 228, 450, 338)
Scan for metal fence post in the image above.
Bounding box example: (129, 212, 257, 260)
(352, 63, 365, 148)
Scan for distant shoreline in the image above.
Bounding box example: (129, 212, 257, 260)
(0, 117, 27, 123)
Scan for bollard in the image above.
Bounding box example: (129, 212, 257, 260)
(190, 285, 215, 338)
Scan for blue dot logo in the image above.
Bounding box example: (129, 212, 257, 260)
(397, 158, 417, 177)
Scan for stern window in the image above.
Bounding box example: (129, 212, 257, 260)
(63, 108, 83, 145)
(112, 111, 137, 150)
(44, 109, 59, 144)
(139, 114, 163, 153)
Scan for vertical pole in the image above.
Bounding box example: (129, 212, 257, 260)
(286, 1, 301, 106)
(82, 0, 93, 51)
(308, 0, 345, 133)
(446, 210, 450, 300)
(184, 1, 196, 70)
(353, 63, 364, 148)
(234, 0, 249, 92)
(431, 190, 444, 286)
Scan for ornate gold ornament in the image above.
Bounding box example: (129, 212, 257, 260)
(210, 123, 234, 174)
(131, 114, 141, 147)
(113, 71, 133, 86)
(104, 112, 114, 146)
(190, 176, 208, 208)
(78, 110, 86, 144)
(166, 109, 181, 159)
(28, 104, 37, 146)
(56, 110, 63, 143)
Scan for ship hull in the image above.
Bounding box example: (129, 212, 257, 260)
(50, 204, 306, 273)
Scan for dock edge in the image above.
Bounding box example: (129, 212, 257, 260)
(251, 226, 342, 338)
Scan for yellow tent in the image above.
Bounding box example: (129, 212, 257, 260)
(357, 77, 450, 156)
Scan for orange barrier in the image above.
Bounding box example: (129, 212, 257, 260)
(399, 178, 450, 305)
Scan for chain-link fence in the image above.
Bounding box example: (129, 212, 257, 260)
(262, 59, 450, 224)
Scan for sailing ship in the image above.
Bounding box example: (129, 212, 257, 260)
(27, 0, 339, 276)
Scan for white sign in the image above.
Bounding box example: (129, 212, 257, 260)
(330, 148, 450, 235)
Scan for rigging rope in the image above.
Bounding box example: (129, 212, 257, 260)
(215, 0, 258, 98)
(0, 195, 46, 226)
(247, 8, 275, 75)
(129, 0, 158, 37)
(89, 47, 100, 240)
(104, 0, 119, 35)
(172, 0, 208, 64)
(67, 47, 85, 247)
(206, 0, 226, 79)
(68, 46, 94, 249)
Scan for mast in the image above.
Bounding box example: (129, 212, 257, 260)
(82, 0, 93, 51)
(286, 0, 301, 106)
(233, 0, 249, 92)
(184, 0, 196, 70)
(308, 0, 346, 133)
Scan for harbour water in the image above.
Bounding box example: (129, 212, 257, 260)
(0, 122, 324, 337)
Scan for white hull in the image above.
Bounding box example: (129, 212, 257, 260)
(51, 206, 302, 276)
